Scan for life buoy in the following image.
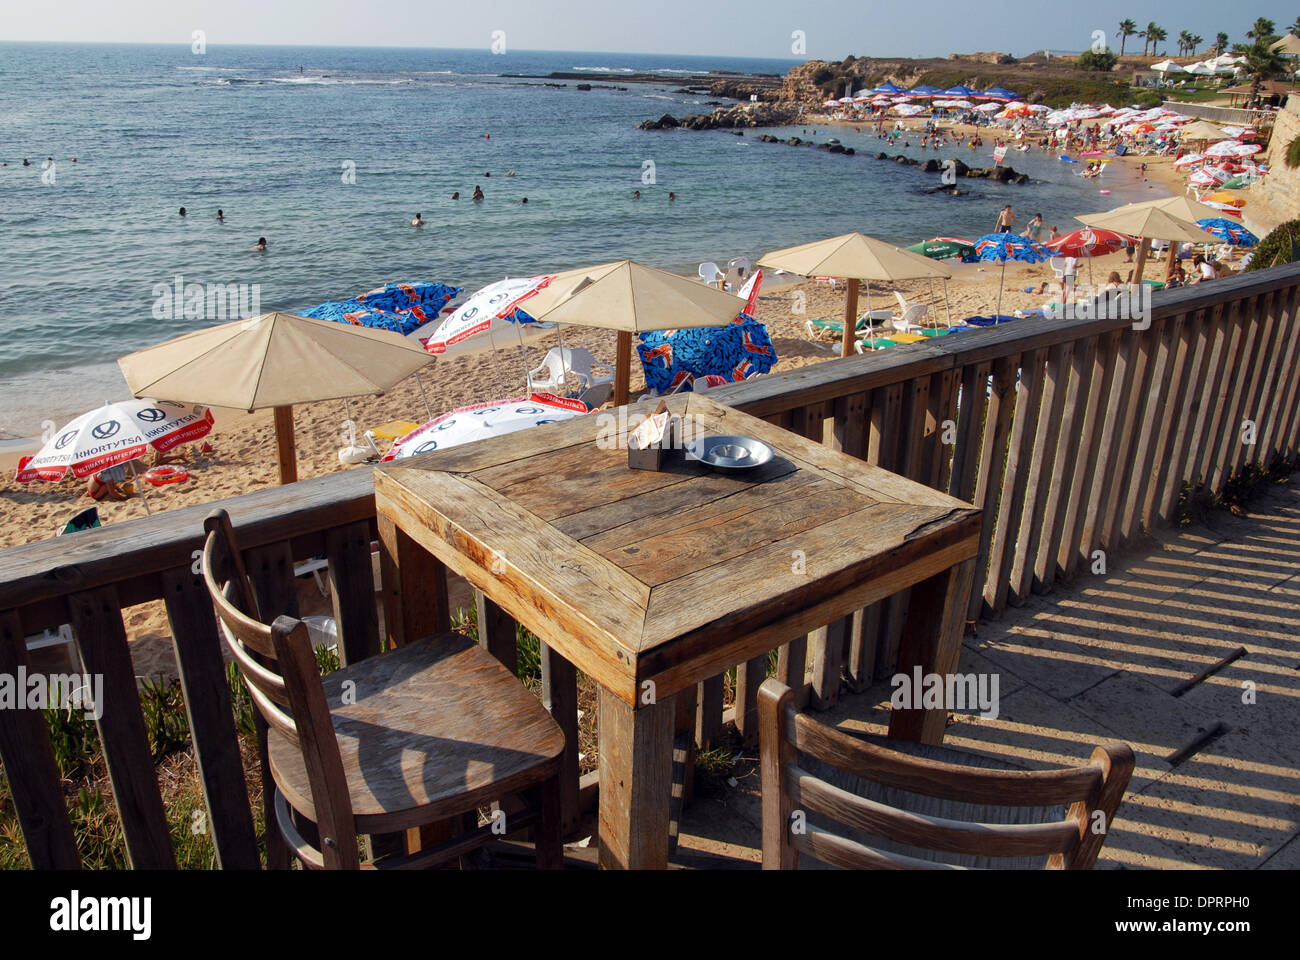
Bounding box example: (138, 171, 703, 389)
(145, 465, 189, 486)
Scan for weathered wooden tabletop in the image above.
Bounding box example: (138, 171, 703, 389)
(375, 393, 979, 703)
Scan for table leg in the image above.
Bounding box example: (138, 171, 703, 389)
(377, 511, 450, 648)
(887, 558, 977, 745)
(597, 687, 676, 869)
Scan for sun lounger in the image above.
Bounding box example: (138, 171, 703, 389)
(806, 311, 892, 340)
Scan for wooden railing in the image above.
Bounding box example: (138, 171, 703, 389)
(3, 260, 1299, 868)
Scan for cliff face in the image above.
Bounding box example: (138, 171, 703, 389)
(1247, 100, 1300, 238)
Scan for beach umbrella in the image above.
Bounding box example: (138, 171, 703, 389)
(1047, 228, 1132, 286)
(1195, 218, 1258, 246)
(977, 86, 1019, 100)
(380, 392, 591, 461)
(893, 104, 924, 116)
(16, 399, 214, 513)
(1200, 201, 1243, 216)
(909, 84, 943, 97)
(823, 99, 841, 108)
(1272, 34, 1300, 56)
(16, 399, 213, 483)
(636, 317, 778, 394)
(419, 275, 553, 357)
(973, 232, 1053, 321)
(301, 281, 461, 337)
(872, 82, 906, 94)
(1205, 191, 1246, 207)
(758, 232, 953, 356)
(1076, 206, 1218, 283)
(1179, 120, 1231, 142)
(942, 85, 976, 96)
(1206, 141, 1261, 158)
(950, 100, 974, 109)
(1151, 60, 1186, 75)
(906, 238, 976, 261)
(118, 312, 434, 484)
(1174, 152, 1205, 167)
(1126, 194, 1227, 223)
(975, 102, 1001, 113)
(513, 260, 745, 406)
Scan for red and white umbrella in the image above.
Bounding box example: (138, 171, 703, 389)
(1174, 152, 1204, 167)
(381, 392, 590, 461)
(1205, 140, 1261, 158)
(420, 275, 553, 357)
(16, 399, 213, 482)
(1047, 228, 1132, 258)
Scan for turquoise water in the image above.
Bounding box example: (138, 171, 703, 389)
(0, 42, 1154, 434)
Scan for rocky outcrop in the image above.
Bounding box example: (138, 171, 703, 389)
(638, 102, 800, 130)
(948, 51, 1017, 65)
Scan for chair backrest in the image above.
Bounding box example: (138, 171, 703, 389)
(699, 261, 723, 283)
(728, 256, 750, 277)
(894, 291, 909, 312)
(1049, 257, 1066, 276)
(758, 679, 1133, 870)
(900, 303, 929, 326)
(201, 508, 360, 869)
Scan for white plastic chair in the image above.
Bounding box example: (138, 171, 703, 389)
(698, 262, 725, 288)
(1049, 257, 1066, 280)
(527, 346, 612, 394)
(889, 303, 930, 332)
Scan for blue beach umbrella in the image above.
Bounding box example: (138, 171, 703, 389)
(636, 316, 778, 395)
(974, 232, 1053, 321)
(303, 281, 461, 337)
(908, 84, 943, 97)
(1195, 218, 1258, 247)
(872, 82, 906, 94)
(942, 85, 976, 96)
(978, 86, 1019, 100)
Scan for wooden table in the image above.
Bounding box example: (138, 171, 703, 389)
(374, 393, 980, 869)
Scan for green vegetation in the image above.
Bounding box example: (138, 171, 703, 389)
(1246, 219, 1300, 270)
(1078, 49, 1118, 72)
(1118, 19, 1139, 57)
(1286, 136, 1300, 169)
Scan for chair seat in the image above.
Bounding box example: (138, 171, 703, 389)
(270, 632, 565, 834)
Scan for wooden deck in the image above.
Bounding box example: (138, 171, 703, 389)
(671, 478, 1300, 869)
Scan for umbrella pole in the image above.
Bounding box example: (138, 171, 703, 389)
(274, 405, 298, 485)
(996, 259, 1006, 322)
(842, 278, 861, 357)
(615, 330, 632, 407)
(1132, 237, 1150, 285)
(943, 278, 952, 328)
(129, 460, 152, 516)
(1164, 239, 1178, 283)
(414, 370, 433, 419)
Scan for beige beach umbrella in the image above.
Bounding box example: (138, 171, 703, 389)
(1125, 194, 1226, 222)
(757, 233, 951, 357)
(118, 312, 434, 483)
(1272, 34, 1300, 56)
(1076, 206, 1218, 284)
(1178, 120, 1231, 143)
(519, 259, 746, 406)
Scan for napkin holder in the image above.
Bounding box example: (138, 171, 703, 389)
(628, 402, 677, 471)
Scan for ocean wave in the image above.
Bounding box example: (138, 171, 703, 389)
(572, 66, 636, 73)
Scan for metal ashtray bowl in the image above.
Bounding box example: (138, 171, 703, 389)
(687, 434, 774, 470)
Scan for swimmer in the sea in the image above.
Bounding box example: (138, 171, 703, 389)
(179, 207, 187, 217)
(451, 191, 460, 200)
(254, 237, 267, 251)
(633, 190, 640, 198)
(472, 186, 484, 200)
(668, 192, 676, 200)
(412, 212, 423, 226)
(521, 197, 528, 204)
(216, 209, 224, 221)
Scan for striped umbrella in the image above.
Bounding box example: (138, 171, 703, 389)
(1195, 218, 1258, 246)
(974, 232, 1053, 321)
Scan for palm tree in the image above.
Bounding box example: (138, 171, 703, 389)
(1241, 38, 1287, 107)
(1190, 35, 1204, 55)
(1149, 26, 1168, 57)
(1214, 32, 1230, 55)
(1247, 18, 1278, 43)
(1290, 18, 1300, 38)
(1143, 22, 1161, 56)
(1118, 19, 1138, 56)
(1178, 30, 1193, 57)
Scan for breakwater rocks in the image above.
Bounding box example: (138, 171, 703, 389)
(638, 102, 800, 130)
(750, 134, 1030, 184)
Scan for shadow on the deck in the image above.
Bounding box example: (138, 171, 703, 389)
(677, 478, 1300, 870)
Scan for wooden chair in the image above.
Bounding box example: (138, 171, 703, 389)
(758, 679, 1133, 870)
(201, 509, 566, 869)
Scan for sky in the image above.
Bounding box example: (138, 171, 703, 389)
(2, 0, 1298, 60)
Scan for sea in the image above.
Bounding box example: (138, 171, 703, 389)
(0, 42, 1157, 437)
